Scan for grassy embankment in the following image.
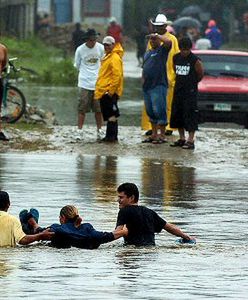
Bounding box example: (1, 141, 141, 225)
(1, 36, 77, 85)
(0, 37, 70, 148)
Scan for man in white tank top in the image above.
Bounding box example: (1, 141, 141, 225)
(74, 29, 104, 140)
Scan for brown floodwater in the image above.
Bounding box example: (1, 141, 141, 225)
(0, 153, 247, 299)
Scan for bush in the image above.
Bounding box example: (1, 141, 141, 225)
(1, 36, 76, 85)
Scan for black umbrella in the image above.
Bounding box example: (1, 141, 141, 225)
(173, 17, 202, 32)
(180, 5, 202, 17)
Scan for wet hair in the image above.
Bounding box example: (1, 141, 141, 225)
(0, 191, 10, 210)
(60, 205, 82, 226)
(117, 183, 139, 202)
(179, 37, 192, 50)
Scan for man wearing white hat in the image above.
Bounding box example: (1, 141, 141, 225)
(141, 13, 179, 136)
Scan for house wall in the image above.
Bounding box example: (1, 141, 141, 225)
(110, 0, 123, 26)
(0, 1, 36, 38)
(72, 0, 81, 23)
(36, 0, 124, 27)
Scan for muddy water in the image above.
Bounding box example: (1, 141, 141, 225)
(0, 153, 247, 299)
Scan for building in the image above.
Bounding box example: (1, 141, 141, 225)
(37, 0, 124, 26)
(0, 0, 36, 38)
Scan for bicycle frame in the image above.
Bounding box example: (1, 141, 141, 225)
(1, 58, 26, 123)
(2, 58, 18, 108)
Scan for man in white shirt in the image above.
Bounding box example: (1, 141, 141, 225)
(74, 29, 105, 140)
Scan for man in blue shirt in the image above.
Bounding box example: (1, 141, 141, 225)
(142, 33, 171, 144)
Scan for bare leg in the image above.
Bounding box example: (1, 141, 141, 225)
(158, 124, 166, 139)
(188, 131, 195, 143)
(95, 112, 103, 130)
(78, 112, 85, 129)
(151, 123, 158, 139)
(178, 128, 186, 141)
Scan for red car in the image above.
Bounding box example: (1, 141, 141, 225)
(193, 50, 248, 128)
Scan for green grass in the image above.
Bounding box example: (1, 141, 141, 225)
(1, 36, 77, 85)
(5, 122, 53, 133)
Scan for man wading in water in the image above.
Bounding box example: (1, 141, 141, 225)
(116, 182, 196, 246)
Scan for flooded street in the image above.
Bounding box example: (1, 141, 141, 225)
(0, 51, 248, 299)
(0, 153, 247, 299)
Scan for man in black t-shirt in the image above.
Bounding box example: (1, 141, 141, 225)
(170, 37, 204, 150)
(116, 182, 195, 246)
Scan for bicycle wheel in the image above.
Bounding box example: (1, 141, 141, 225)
(1, 85, 26, 123)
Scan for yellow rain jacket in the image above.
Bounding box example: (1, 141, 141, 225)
(114, 42, 124, 58)
(94, 48, 123, 100)
(141, 32, 179, 130)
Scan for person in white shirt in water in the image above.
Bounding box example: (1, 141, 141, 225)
(74, 29, 105, 140)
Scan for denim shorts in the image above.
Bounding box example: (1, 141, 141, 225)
(143, 85, 167, 125)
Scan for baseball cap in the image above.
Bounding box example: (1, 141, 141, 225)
(151, 14, 169, 26)
(102, 36, 115, 45)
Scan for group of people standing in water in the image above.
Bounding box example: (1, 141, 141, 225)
(0, 183, 196, 249)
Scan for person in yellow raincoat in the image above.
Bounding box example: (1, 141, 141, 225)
(94, 36, 123, 142)
(141, 14, 179, 135)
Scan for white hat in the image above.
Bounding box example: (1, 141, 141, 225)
(151, 14, 168, 26)
(102, 36, 115, 45)
(109, 16, 117, 23)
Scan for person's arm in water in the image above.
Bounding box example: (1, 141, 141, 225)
(195, 59, 204, 82)
(18, 229, 54, 245)
(112, 224, 128, 239)
(164, 223, 195, 242)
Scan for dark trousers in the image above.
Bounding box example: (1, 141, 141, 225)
(105, 121, 118, 141)
(100, 93, 120, 141)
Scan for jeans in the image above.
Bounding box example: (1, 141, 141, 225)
(143, 85, 167, 125)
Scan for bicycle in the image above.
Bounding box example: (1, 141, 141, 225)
(1, 58, 26, 123)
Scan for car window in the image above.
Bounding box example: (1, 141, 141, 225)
(198, 54, 248, 77)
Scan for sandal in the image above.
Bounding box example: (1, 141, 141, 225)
(158, 137, 167, 143)
(182, 141, 195, 150)
(170, 139, 186, 147)
(152, 139, 162, 144)
(152, 138, 167, 144)
(142, 137, 154, 143)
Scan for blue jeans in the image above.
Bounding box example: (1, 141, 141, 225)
(143, 85, 167, 125)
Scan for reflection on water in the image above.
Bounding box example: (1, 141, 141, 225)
(141, 159, 197, 210)
(76, 155, 118, 203)
(0, 153, 247, 299)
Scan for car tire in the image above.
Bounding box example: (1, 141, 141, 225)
(245, 115, 248, 129)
